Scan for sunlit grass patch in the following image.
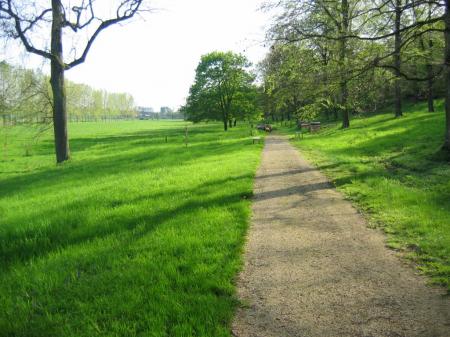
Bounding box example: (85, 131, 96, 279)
(0, 120, 263, 336)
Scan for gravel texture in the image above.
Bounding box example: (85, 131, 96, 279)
(232, 135, 450, 337)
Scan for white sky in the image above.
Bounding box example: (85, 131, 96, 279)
(2, 0, 272, 111)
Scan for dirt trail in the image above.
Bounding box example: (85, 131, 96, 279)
(232, 135, 450, 337)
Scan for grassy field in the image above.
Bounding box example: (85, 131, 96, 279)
(280, 101, 450, 292)
(0, 120, 263, 337)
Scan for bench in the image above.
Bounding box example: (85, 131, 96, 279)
(310, 121, 321, 132)
(300, 122, 310, 130)
(252, 136, 261, 144)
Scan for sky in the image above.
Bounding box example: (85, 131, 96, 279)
(2, 0, 272, 111)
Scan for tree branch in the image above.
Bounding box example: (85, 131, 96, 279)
(65, 0, 144, 70)
(0, 0, 53, 60)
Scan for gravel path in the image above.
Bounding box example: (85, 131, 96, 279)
(232, 135, 450, 337)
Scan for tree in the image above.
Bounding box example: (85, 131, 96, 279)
(184, 51, 257, 131)
(260, 43, 320, 122)
(265, 0, 450, 151)
(267, 0, 358, 127)
(0, 61, 53, 159)
(0, 61, 52, 124)
(0, 0, 145, 163)
(230, 84, 262, 125)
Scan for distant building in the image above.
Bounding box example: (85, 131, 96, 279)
(136, 106, 183, 120)
(160, 106, 173, 114)
(137, 106, 156, 119)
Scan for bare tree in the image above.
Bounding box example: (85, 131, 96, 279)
(0, 0, 145, 163)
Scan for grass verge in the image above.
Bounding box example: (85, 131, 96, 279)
(279, 101, 450, 292)
(0, 120, 263, 336)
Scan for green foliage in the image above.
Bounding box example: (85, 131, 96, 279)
(295, 102, 320, 121)
(0, 120, 264, 336)
(318, 99, 345, 120)
(183, 51, 260, 129)
(260, 44, 315, 121)
(230, 85, 263, 123)
(0, 61, 137, 123)
(0, 61, 51, 123)
(283, 101, 450, 291)
(66, 81, 136, 120)
(262, 0, 445, 125)
(0, 62, 52, 160)
(293, 99, 346, 122)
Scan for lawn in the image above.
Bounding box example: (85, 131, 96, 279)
(281, 101, 450, 292)
(0, 120, 263, 337)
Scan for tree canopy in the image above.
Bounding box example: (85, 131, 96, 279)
(262, 0, 450, 150)
(183, 51, 260, 130)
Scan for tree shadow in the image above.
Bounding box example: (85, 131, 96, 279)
(1, 171, 253, 270)
(0, 126, 253, 199)
(1, 186, 251, 336)
(0, 122, 262, 336)
(254, 181, 334, 202)
(0, 122, 260, 270)
(318, 112, 447, 176)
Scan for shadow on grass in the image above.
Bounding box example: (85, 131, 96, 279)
(0, 125, 256, 269)
(0, 172, 251, 270)
(313, 111, 446, 175)
(0, 125, 253, 199)
(0, 122, 263, 336)
(1, 185, 252, 336)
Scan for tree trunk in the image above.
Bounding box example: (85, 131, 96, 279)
(340, 0, 350, 128)
(427, 64, 435, 112)
(426, 4, 435, 113)
(444, 1, 450, 151)
(233, 119, 237, 127)
(394, 0, 403, 118)
(321, 51, 330, 119)
(340, 84, 349, 128)
(51, 0, 70, 163)
(427, 38, 435, 112)
(229, 119, 232, 128)
(223, 114, 228, 131)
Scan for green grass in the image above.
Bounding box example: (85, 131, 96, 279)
(280, 100, 450, 292)
(0, 120, 263, 336)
